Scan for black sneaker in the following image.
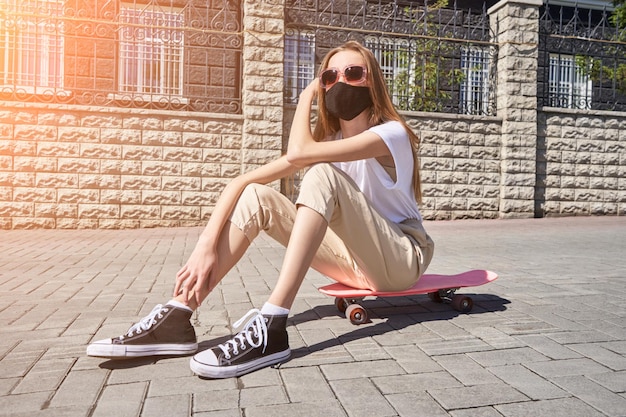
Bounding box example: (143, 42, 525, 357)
(190, 309, 290, 378)
(86, 304, 198, 358)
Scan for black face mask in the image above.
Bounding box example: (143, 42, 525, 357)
(324, 83, 373, 121)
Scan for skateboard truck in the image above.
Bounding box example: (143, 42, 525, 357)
(428, 288, 474, 312)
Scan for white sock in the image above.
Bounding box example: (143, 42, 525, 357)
(166, 299, 193, 312)
(261, 302, 290, 316)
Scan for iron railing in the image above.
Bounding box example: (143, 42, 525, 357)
(538, 1, 626, 111)
(0, 0, 242, 113)
(285, 0, 497, 116)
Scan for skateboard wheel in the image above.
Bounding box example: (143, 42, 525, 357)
(346, 304, 368, 325)
(335, 297, 347, 313)
(451, 295, 473, 313)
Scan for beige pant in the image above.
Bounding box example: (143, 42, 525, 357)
(229, 163, 434, 292)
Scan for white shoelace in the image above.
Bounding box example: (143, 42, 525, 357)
(120, 304, 168, 339)
(218, 309, 268, 359)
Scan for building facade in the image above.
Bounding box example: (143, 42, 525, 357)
(0, 0, 624, 228)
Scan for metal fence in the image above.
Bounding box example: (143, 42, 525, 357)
(0, 0, 242, 113)
(285, 0, 498, 116)
(538, 1, 626, 111)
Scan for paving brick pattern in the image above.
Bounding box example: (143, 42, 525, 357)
(0, 216, 625, 416)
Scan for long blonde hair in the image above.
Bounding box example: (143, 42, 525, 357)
(313, 41, 423, 203)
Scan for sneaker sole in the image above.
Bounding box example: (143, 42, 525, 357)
(87, 342, 198, 358)
(190, 349, 291, 379)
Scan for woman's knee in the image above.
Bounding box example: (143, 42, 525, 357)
(236, 183, 298, 220)
(296, 164, 346, 223)
(302, 163, 336, 182)
(239, 182, 264, 204)
(231, 183, 296, 246)
(238, 183, 281, 207)
(299, 163, 343, 194)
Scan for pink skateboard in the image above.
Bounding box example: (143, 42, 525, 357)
(318, 269, 498, 325)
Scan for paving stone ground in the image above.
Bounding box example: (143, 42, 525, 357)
(1, 216, 625, 417)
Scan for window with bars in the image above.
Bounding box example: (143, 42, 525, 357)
(459, 46, 491, 116)
(548, 54, 592, 110)
(284, 30, 316, 103)
(118, 4, 184, 99)
(367, 39, 414, 109)
(0, 0, 64, 93)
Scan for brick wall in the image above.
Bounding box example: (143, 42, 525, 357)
(0, 105, 243, 229)
(538, 109, 626, 216)
(0, 0, 624, 229)
(408, 114, 503, 220)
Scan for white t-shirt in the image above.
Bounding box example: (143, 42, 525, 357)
(333, 120, 423, 223)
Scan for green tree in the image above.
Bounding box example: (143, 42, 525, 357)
(575, 2, 626, 98)
(612, 0, 626, 35)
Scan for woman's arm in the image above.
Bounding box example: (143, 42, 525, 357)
(287, 79, 391, 167)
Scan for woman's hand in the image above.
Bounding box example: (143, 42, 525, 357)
(173, 240, 218, 307)
(300, 78, 319, 102)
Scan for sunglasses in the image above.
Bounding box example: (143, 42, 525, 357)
(319, 65, 367, 90)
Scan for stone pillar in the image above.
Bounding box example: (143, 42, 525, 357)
(488, 0, 542, 218)
(241, 0, 285, 187)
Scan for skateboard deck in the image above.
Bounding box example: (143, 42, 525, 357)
(319, 269, 498, 324)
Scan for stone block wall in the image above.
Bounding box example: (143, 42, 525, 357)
(241, 0, 285, 179)
(0, 0, 624, 229)
(0, 0, 285, 230)
(0, 105, 243, 229)
(538, 109, 626, 216)
(408, 114, 503, 220)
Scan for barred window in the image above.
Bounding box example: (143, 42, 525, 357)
(548, 54, 592, 110)
(284, 30, 315, 103)
(460, 46, 491, 115)
(118, 3, 184, 99)
(0, 0, 64, 93)
(367, 39, 413, 109)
